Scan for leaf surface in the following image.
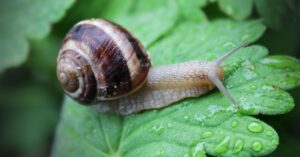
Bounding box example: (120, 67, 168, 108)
(0, 0, 75, 73)
(52, 15, 300, 157)
(218, 0, 253, 20)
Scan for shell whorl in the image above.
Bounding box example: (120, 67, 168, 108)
(56, 19, 151, 104)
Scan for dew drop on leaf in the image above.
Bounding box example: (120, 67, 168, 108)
(231, 120, 238, 128)
(167, 122, 173, 128)
(218, 130, 224, 135)
(248, 122, 264, 133)
(201, 131, 213, 139)
(281, 81, 287, 86)
(214, 136, 230, 154)
(192, 143, 206, 157)
(250, 85, 257, 90)
(272, 140, 279, 145)
(223, 42, 236, 48)
(159, 149, 165, 155)
(252, 141, 263, 152)
(219, 130, 225, 135)
(152, 122, 165, 135)
(241, 34, 251, 41)
(233, 138, 244, 153)
(240, 99, 257, 114)
(266, 130, 274, 136)
(184, 115, 190, 121)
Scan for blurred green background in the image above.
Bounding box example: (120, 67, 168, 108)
(0, 0, 299, 157)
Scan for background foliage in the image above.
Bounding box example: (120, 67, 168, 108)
(0, 0, 299, 157)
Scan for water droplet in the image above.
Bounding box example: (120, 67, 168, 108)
(194, 151, 205, 157)
(242, 34, 250, 41)
(261, 58, 281, 65)
(250, 85, 257, 90)
(201, 131, 213, 138)
(231, 120, 238, 128)
(281, 81, 287, 86)
(252, 141, 263, 152)
(223, 42, 235, 48)
(272, 140, 279, 145)
(267, 131, 274, 136)
(159, 150, 165, 155)
(167, 122, 173, 128)
(219, 130, 224, 135)
(193, 143, 206, 157)
(152, 123, 165, 135)
(184, 115, 190, 121)
(214, 136, 230, 154)
(233, 139, 244, 153)
(240, 103, 256, 114)
(248, 122, 264, 133)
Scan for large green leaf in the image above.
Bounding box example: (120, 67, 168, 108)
(254, 0, 291, 29)
(0, 0, 75, 73)
(218, 0, 253, 20)
(212, 0, 300, 30)
(52, 15, 300, 156)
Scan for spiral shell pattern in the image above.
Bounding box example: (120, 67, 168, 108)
(56, 19, 151, 104)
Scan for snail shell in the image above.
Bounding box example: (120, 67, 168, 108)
(57, 19, 151, 104)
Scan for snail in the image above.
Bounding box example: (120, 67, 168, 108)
(56, 18, 247, 115)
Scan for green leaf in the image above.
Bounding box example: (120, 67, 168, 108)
(115, 8, 179, 47)
(52, 16, 300, 157)
(108, 0, 217, 47)
(254, 0, 289, 29)
(218, 0, 253, 20)
(112, 0, 207, 47)
(53, 98, 280, 157)
(0, 0, 75, 73)
(177, 0, 208, 22)
(214, 0, 300, 30)
(149, 20, 265, 65)
(98, 0, 136, 20)
(259, 55, 300, 90)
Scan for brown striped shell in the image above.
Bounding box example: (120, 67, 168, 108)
(56, 19, 151, 104)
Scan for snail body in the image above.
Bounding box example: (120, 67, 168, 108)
(57, 19, 247, 115)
